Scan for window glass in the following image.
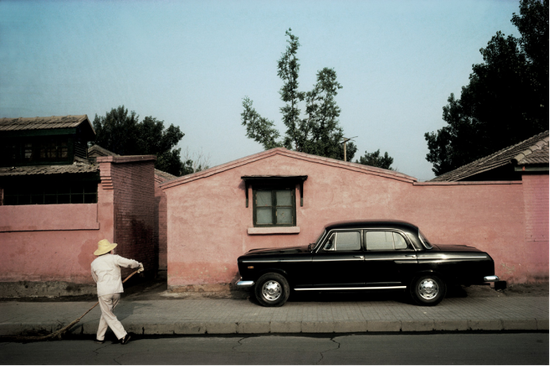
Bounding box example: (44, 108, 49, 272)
(366, 231, 409, 250)
(366, 231, 394, 250)
(276, 190, 292, 206)
(256, 207, 273, 224)
(256, 191, 272, 207)
(336, 231, 361, 251)
(393, 232, 408, 249)
(276, 207, 293, 224)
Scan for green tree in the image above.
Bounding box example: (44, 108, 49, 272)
(242, 29, 357, 161)
(425, 0, 548, 176)
(93, 106, 192, 176)
(356, 149, 394, 170)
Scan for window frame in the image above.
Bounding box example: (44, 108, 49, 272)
(253, 187, 296, 227)
(242, 175, 307, 228)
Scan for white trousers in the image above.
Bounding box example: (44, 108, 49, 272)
(97, 293, 127, 341)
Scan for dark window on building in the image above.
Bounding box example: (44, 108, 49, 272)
(2, 180, 98, 205)
(253, 188, 295, 226)
(242, 175, 308, 228)
(0, 137, 71, 166)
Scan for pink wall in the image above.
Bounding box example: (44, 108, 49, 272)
(162, 148, 547, 290)
(0, 204, 104, 283)
(522, 174, 549, 280)
(0, 155, 157, 286)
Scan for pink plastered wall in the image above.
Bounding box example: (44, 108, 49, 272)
(163, 148, 547, 290)
(0, 155, 157, 285)
(0, 204, 104, 283)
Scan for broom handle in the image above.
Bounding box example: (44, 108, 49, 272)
(56, 270, 141, 333)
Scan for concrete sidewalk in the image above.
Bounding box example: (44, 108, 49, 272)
(0, 285, 548, 338)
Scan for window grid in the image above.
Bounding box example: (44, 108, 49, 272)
(253, 188, 295, 227)
(3, 182, 97, 205)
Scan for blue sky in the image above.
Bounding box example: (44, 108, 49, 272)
(0, 0, 521, 180)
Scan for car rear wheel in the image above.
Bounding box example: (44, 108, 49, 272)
(410, 274, 446, 306)
(255, 272, 290, 307)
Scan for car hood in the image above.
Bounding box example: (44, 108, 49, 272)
(432, 244, 483, 252)
(242, 245, 310, 256)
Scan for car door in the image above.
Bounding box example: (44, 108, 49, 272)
(309, 230, 365, 289)
(363, 230, 417, 286)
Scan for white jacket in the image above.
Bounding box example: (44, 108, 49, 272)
(91, 254, 141, 296)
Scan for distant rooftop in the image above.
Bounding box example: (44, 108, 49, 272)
(0, 115, 94, 133)
(431, 130, 549, 182)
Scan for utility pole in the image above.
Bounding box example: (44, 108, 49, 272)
(341, 136, 357, 162)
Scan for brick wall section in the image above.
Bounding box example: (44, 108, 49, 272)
(155, 176, 168, 270)
(98, 155, 157, 276)
(522, 174, 549, 280)
(523, 174, 549, 242)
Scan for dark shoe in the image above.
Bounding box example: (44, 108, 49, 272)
(95, 339, 105, 344)
(120, 334, 131, 345)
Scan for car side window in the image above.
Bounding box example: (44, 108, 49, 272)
(366, 231, 409, 251)
(323, 231, 361, 251)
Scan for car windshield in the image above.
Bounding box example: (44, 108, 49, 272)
(418, 230, 433, 250)
(309, 230, 327, 252)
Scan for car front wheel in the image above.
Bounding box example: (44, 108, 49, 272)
(410, 274, 446, 306)
(254, 272, 290, 307)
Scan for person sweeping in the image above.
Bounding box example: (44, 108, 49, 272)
(91, 239, 144, 345)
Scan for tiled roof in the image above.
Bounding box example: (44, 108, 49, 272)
(88, 144, 120, 159)
(0, 115, 94, 132)
(0, 159, 98, 177)
(154, 169, 177, 182)
(431, 130, 549, 182)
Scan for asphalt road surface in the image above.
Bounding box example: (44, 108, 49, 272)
(1, 333, 548, 364)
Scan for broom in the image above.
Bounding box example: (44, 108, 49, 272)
(9, 269, 140, 342)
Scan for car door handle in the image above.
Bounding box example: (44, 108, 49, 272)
(405, 255, 417, 258)
(354, 255, 364, 259)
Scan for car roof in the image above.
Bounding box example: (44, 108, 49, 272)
(323, 220, 419, 232)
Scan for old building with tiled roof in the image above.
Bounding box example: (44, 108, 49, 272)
(431, 130, 549, 182)
(0, 115, 99, 204)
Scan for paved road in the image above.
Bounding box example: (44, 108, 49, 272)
(1, 282, 547, 338)
(1, 333, 548, 364)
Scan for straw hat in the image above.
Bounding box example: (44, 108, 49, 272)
(94, 239, 117, 256)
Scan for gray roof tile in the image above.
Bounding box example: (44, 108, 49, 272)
(431, 130, 549, 182)
(0, 115, 94, 133)
(0, 161, 98, 177)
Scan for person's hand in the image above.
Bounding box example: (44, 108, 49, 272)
(137, 263, 144, 273)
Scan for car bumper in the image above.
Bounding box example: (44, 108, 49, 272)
(236, 279, 255, 288)
(484, 275, 500, 282)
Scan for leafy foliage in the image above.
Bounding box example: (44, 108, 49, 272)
(242, 29, 357, 161)
(425, 0, 548, 176)
(356, 150, 394, 170)
(92, 106, 192, 176)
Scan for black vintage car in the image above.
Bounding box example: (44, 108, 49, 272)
(237, 221, 500, 307)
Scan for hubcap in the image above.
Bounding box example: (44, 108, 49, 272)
(262, 280, 282, 301)
(418, 278, 439, 300)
